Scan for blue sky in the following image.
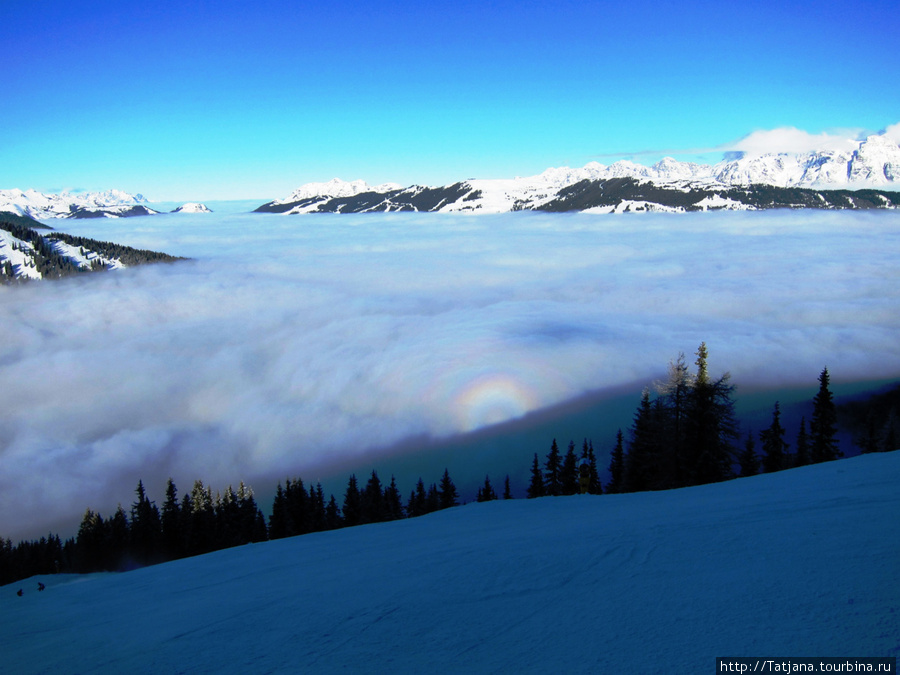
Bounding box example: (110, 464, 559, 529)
(3, 0, 898, 201)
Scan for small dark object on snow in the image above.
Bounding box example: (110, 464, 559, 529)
(37, 582, 45, 591)
(16, 589, 23, 597)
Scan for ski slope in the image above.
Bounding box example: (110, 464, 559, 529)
(2, 452, 898, 673)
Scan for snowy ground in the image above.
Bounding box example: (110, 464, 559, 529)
(3, 452, 897, 674)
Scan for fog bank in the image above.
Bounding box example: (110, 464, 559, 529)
(1, 210, 898, 540)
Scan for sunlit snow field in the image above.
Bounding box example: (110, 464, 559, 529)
(1, 209, 899, 540)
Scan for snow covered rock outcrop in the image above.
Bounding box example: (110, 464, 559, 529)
(171, 202, 212, 213)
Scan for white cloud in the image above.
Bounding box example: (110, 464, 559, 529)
(1, 209, 899, 540)
(881, 122, 900, 144)
(727, 126, 863, 157)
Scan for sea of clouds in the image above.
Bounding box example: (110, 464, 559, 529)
(2, 209, 898, 540)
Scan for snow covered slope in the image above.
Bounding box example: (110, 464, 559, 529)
(0, 188, 153, 220)
(3, 452, 897, 673)
(0, 212, 184, 282)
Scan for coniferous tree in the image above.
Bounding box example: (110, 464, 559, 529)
(130, 480, 161, 565)
(476, 475, 497, 502)
(585, 440, 601, 494)
(342, 475, 362, 527)
(425, 483, 441, 513)
(325, 495, 343, 530)
(606, 431, 625, 494)
(438, 469, 458, 509)
(527, 453, 545, 498)
(503, 475, 513, 500)
(108, 505, 130, 569)
(407, 478, 428, 518)
(625, 388, 662, 492)
(738, 431, 760, 477)
(658, 351, 693, 486)
(187, 480, 215, 556)
(361, 471, 385, 524)
(268, 483, 289, 540)
(682, 343, 738, 485)
(761, 402, 789, 473)
(160, 478, 183, 560)
(285, 477, 310, 535)
(561, 441, 579, 495)
(810, 367, 841, 462)
(794, 417, 810, 467)
(384, 476, 405, 521)
(544, 439, 563, 496)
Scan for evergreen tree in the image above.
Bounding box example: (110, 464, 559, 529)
(526, 453, 545, 498)
(407, 479, 428, 518)
(561, 441, 579, 495)
(438, 469, 459, 509)
(384, 476, 405, 521)
(160, 478, 183, 560)
(810, 367, 841, 462)
(625, 388, 663, 492)
(737, 431, 760, 477)
(284, 477, 310, 536)
(794, 417, 810, 467)
(503, 475, 513, 500)
(682, 343, 738, 485)
(342, 475, 362, 526)
(425, 483, 441, 513)
(606, 430, 625, 494)
(361, 471, 385, 524)
(761, 402, 789, 473)
(268, 483, 289, 540)
(325, 495, 343, 530)
(657, 352, 693, 486)
(309, 483, 327, 532)
(187, 480, 215, 556)
(544, 439, 563, 496)
(476, 475, 498, 502)
(108, 505, 130, 570)
(130, 480, 162, 565)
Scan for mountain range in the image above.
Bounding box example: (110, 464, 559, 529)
(257, 131, 900, 214)
(3, 130, 899, 218)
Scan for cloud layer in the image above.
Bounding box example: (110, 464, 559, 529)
(2, 210, 899, 540)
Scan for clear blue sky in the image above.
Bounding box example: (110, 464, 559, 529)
(3, 0, 898, 201)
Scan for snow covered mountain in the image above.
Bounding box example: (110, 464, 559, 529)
(0, 188, 155, 220)
(2, 451, 897, 672)
(0, 212, 184, 283)
(259, 130, 900, 214)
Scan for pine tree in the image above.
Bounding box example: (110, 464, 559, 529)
(268, 483, 289, 539)
(761, 402, 789, 473)
(361, 471, 385, 524)
(526, 453, 545, 498)
(810, 367, 841, 462)
(325, 495, 343, 530)
(438, 469, 458, 509)
(130, 480, 161, 565)
(561, 441, 579, 495)
(682, 343, 738, 486)
(108, 505, 130, 570)
(606, 431, 625, 494)
(625, 388, 662, 492)
(160, 478, 183, 560)
(503, 475, 513, 500)
(476, 476, 497, 502)
(342, 475, 362, 526)
(738, 431, 759, 477)
(544, 439, 563, 496)
(384, 476, 405, 521)
(407, 478, 428, 518)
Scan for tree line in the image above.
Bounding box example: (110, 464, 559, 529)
(3, 343, 897, 588)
